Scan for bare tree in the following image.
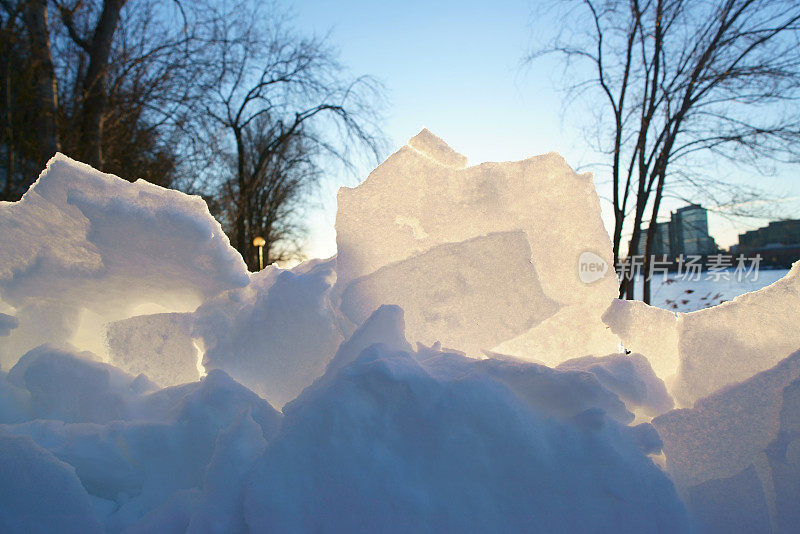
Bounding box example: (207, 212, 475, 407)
(57, 0, 127, 168)
(1, 0, 212, 197)
(199, 4, 383, 269)
(23, 0, 59, 165)
(2, 0, 385, 268)
(532, 0, 800, 303)
(1, 0, 60, 197)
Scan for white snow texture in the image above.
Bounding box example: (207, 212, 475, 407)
(0, 131, 798, 532)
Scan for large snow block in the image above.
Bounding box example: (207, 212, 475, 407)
(339, 231, 558, 355)
(0, 154, 248, 368)
(106, 312, 199, 387)
(334, 129, 617, 362)
(196, 259, 344, 408)
(335, 129, 617, 306)
(653, 350, 800, 524)
(671, 262, 800, 406)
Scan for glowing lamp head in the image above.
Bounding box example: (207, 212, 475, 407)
(252, 236, 266, 247)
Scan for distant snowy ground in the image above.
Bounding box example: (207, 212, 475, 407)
(633, 268, 790, 312)
(1, 135, 799, 533)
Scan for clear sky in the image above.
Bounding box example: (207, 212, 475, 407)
(292, 0, 799, 260)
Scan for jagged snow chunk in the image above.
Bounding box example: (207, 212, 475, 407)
(195, 258, 343, 408)
(339, 231, 558, 355)
(106, 312, 199, 387)
(672, 262, 800, 405)
(603, 263, 800, 407)
(335, 129, 616, 302)
(335, 129, 616, 360)
(0, 154, 248, 368)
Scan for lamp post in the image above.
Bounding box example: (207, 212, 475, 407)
(252, 236, 266, 271)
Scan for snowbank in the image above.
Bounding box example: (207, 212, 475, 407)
(0, 133, 799, 531)
(243, 343, 689, 533)
(0, 154, 248, 370)
(0, 321, 692, 532)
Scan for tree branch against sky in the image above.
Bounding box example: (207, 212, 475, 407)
(196, 0, 384, 270)
(530, 0, 800, 303)
(1, 0, 385, 269)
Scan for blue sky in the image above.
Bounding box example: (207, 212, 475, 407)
(292, 0, 799, 259)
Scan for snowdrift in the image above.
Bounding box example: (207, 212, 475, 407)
(0, 131, 798, 532)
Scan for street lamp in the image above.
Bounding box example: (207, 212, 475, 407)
(253, 236, 266, 271)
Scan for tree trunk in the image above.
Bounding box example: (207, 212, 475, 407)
(23, 0, 59, 168)
(78, 0, 126, 168)
(642, 167, 667, 304)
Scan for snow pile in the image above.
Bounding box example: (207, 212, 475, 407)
(0, 345, 280, 533)
(0, 321, 689, 532)
(0, 155, 248, 371)
(0, 136, 799, 531)
(0, 430, 104, 533)
(243, 340, 688, 532)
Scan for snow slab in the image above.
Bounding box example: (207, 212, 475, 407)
(335, 128, 618, 362)
(653, 350, 800, 531)
(0, 154, 248, 369)
(605, 261, 800, 407)
(194, 258, 344, 408)
(339, 231, 558, 355)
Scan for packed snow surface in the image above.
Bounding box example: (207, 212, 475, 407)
(0, 132, 799, 532)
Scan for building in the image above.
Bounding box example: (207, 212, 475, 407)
(738, 219, 800, 250)
(632, 204, 717, 261)
(669, 204, 717, 257)
(737, 219, 800, 268)
(636, 221, 671, 257)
